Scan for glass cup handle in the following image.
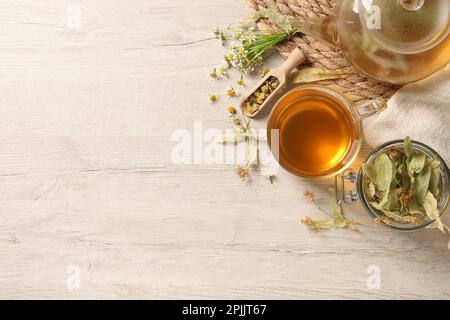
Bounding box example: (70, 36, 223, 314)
(334, 168, 358, 204)
(354, 97, 387, 119)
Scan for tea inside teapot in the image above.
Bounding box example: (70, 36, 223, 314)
(295, 0, 450, 84)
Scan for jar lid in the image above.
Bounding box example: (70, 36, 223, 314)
(358, 0, 450, 54)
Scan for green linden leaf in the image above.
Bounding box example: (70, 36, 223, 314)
(364, 153, 393, 192)
(392, 153, 406, 189)
(408, 199, 425, 217)
(250, 9, 295, 32)
(302, 218, 348, 229)
(423, 192, 444, 233)
(290, 67, 348, 84)
(401, 158, 410, 190)
(404, 136, 412, 159)
(382, 192, 401, 211)
(428, 159, 441, 197)
(397, 162, 404, 175)
(301, 188, 356, 231)
(408, 152, 426, 176)
(390, 165, 400, 189)
(363, 153, 393, 207)
(412, 162, 431, 206)
(370, 201, 404, 222)
(363, 181, 376, 200)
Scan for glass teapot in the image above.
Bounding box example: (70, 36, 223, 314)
(296, 0, 450, 84)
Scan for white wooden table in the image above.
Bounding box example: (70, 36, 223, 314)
(0, 0, 448, 299)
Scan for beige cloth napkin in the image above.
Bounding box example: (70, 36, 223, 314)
(363, 64, 450, 165)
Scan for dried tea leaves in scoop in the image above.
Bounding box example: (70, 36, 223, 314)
(245, 76, 280, 115)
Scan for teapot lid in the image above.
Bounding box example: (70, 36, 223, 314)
(358, 0, 450, 54)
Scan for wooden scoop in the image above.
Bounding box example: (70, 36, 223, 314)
(240, 47, 306, 118)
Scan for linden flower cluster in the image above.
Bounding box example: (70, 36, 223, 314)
(224, 27, 262, 74)
(209, 29, 254, 103)
(208, 17, 295, 104)
(210, 27, 263, 76)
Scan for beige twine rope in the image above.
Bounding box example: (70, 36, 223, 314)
(247, 0, 399, 101)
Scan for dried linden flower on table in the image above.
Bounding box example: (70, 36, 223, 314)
(211, 10, 301, 74)
(236, 75, 244, 87)
(209, 67, 218, 79)
(217, 112, 260, 182)
(226, 87, 238, 98)
(212, 28, 226, 45)
(224, 53, 233, 67)
(227, 106, 237, 114)
(301, 188, 358, 232)
(209, 94, 217, 103)
(264, 173, 274, 184)
(303, 191, 315, 200)
(228, 112, 242, 127)
(218, 66, 228, 78)
(235, 165, 249, 181)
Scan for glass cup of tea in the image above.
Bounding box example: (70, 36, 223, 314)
(267, 85, 386, 178)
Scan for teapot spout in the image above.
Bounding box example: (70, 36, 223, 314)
(293, 16, 339, 47)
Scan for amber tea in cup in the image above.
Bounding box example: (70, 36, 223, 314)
(267, 85, 385, 178)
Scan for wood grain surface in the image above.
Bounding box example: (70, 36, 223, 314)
(0, 0, 448, 299)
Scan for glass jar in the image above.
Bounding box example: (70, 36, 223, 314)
(335, 139, 449, 231)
